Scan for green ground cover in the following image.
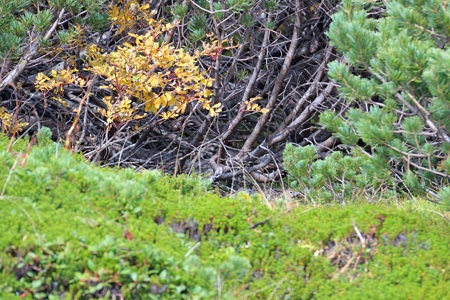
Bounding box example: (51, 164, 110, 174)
(0, 131, 449, 299)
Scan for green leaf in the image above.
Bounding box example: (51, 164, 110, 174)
(31, 279, 43, 289)
(87, 259, 96, 272)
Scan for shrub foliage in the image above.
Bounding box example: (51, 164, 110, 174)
(0, 131, 449, 298)
(284, 0, 449, 204)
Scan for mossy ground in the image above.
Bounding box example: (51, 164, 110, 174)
(0, 132, 449, 299)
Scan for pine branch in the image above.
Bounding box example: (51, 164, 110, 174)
(0, 9, 65, 92)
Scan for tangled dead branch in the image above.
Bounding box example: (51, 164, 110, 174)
(1, 0, 343, 191)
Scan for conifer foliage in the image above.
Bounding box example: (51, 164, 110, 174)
(285, 0, 449, 204)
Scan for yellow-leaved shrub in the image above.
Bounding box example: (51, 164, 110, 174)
(35, 1, 219, 126)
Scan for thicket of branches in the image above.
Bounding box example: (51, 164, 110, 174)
(1, 0, 341, 190)
(2, 0, 448, 203)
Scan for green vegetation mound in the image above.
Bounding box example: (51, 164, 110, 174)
(0, 131, 449, 299)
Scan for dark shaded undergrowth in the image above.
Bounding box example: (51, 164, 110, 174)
(0, 131, 449, 299)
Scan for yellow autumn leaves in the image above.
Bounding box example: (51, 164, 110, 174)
(0, 107, 28, 134)
(84, 24, 216, 121)
(35, 69, 86, 106)
(33, 0, 268, 127)
(108, 0, 153, 34)
(245, 97, 270, 114)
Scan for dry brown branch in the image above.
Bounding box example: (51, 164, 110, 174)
(221, 14, 273, 143)
(237, 0, 303, 159)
